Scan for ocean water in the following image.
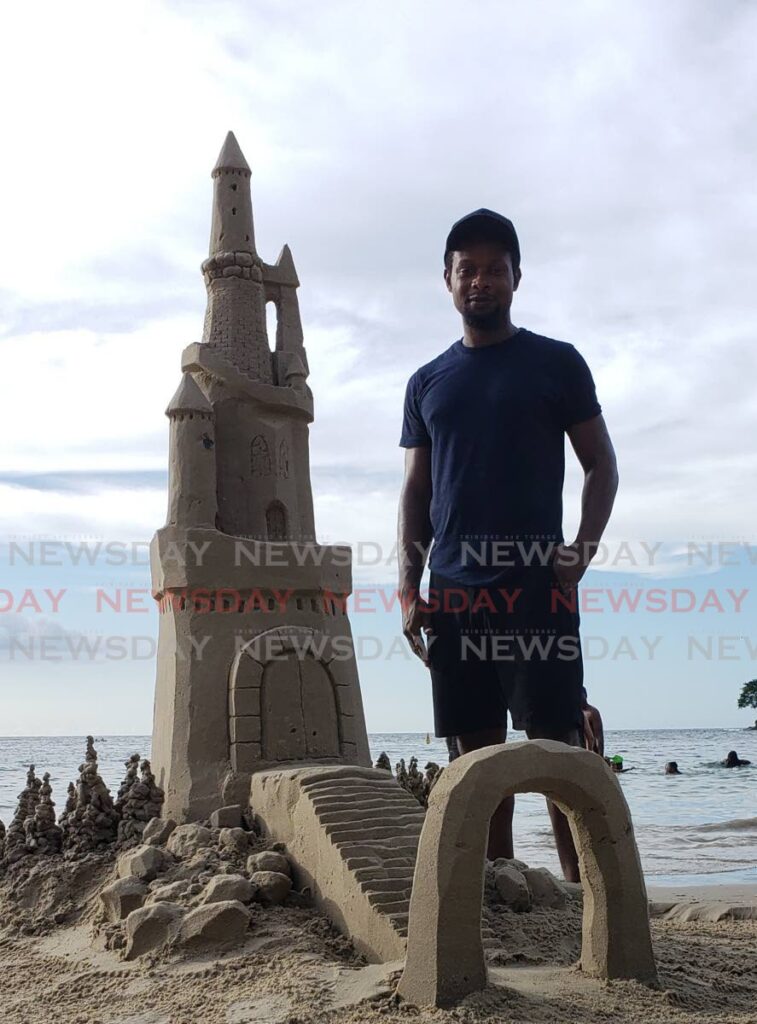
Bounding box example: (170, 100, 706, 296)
(1, 729, 754, 886)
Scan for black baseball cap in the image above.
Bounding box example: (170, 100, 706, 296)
(445, 208, 520, 268)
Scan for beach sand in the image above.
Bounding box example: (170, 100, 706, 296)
(648, 882, 757, 922)
(1, 857, 755, 1024)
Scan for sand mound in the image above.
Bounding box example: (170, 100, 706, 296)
(0, 852, 114, 935)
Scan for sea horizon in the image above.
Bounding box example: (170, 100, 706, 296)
(1, 728, 754, 887)
(1, 725, 755, 738)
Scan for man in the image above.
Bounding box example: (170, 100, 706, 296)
(397, 210, 618, 880)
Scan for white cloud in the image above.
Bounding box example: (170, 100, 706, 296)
(2, 0, 755, 547)
(1, 1, 756, 732)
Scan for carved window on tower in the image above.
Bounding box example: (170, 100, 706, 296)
(251, 435, 271, 476)
(279, 439, 289, 479)
(266, 501, 288, 541)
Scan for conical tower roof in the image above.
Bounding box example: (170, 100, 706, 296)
(212, 131, 251, 176)
(166, 374, 212, 417)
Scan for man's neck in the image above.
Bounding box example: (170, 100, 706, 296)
(461, 317, 519, 348)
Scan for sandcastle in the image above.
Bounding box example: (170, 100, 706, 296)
(150, 130, 372, 823)
(143, 131, 658, 1005)
(0, 134, 658, 1006)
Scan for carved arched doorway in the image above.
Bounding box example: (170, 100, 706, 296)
(228, 626, 343, 772)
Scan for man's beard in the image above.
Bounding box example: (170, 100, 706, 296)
(462, 307, 502, 331)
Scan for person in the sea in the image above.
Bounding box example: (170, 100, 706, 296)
(722, 750, 751, 768)
(581, 686, 604, 756)
(664, 761, 681, 774)
(607, 754, 635, 773)
(397, 209, 618, 881)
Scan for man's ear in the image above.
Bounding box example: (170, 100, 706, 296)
(513, 267, 522, 291)
(443, 267, 452, 293)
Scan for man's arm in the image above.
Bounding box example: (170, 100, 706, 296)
(554, 413, 619, 588)
(398, 446, 433, 663)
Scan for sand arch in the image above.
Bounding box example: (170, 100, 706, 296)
(397, 739, 658, 1007)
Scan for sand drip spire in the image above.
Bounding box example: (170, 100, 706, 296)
(60, 737, 119, 855)
(115, 753, 140, 817)
(25, 772, 63, 854)
(117, 759, 165, 844)
(4, 765, 42, 864)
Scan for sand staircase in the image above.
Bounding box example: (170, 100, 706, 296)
(251, 764, 427, 960)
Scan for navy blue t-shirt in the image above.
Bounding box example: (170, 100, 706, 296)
(399, 328, 602, 585)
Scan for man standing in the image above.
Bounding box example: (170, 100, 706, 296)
(397, 210, 618, 880)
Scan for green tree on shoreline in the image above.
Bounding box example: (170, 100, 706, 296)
(737, 679, 757, 709)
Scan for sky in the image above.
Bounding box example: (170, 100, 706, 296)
(1, 0, 756, 734)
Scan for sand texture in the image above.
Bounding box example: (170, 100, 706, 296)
(1, 852, 756, 1024)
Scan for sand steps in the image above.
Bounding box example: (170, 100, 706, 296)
(252, 764, 426, 961)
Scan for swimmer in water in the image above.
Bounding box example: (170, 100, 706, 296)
(722, 750, 751, 768)
(664, 761, 681, 775)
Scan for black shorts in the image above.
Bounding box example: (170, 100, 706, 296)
(427, 566, 584, 738)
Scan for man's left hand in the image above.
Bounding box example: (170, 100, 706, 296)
(551, 542, 588, 593)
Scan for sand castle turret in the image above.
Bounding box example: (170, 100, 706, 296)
(201, 131, 271, 384)
(0, 818, 6, 861)
(150, 132, 370, 821)
(209, 130, 256, 257)
(166, 375, 217, 528)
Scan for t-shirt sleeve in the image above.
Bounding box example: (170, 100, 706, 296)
(399, 372, 431, 447)
(559, 345, 602, 429)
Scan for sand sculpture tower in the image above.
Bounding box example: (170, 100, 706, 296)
(151, 132, 371, 821)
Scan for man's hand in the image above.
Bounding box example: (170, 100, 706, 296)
(401, 588, 433, 665)
(550, 542, 588, 594)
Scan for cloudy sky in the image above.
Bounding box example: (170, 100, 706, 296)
(1, 0, 756, 735)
